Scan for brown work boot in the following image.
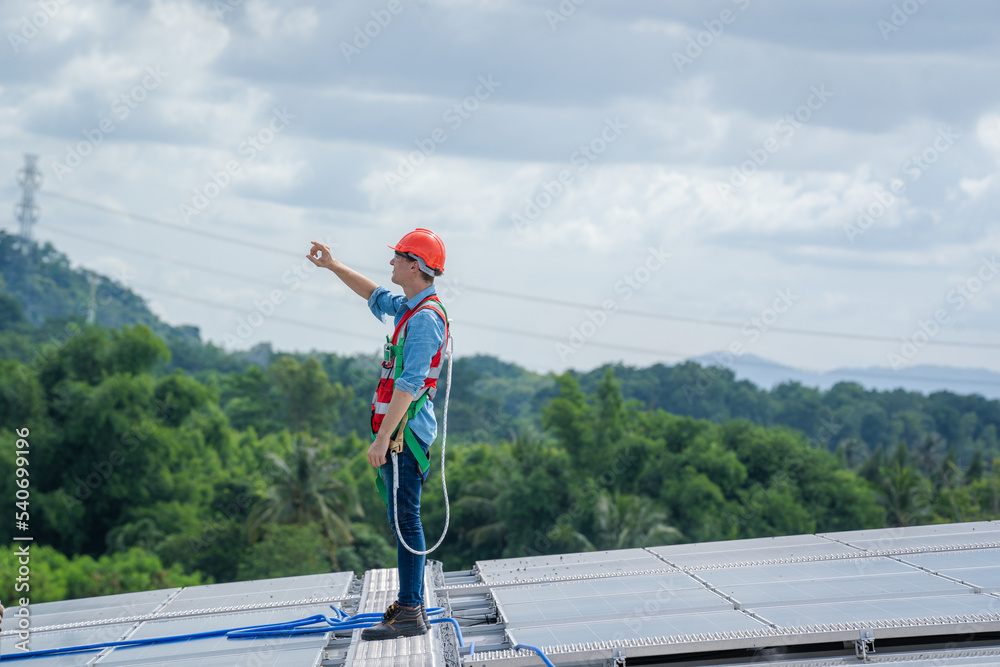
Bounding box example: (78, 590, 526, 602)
(361, 601, 429, 641)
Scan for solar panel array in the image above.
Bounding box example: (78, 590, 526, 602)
(463, 521, 1000, 666)
(0, 572, 354, 666)
(4, 522, 1000, 666)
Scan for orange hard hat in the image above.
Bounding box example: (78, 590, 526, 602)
(388, 228, 446, 273)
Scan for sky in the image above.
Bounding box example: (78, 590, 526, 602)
(1, 0, 999, 379)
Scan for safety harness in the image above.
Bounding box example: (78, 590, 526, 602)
(370, 294, 449, 507)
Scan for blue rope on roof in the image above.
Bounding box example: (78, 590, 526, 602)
(0, 604, 553, 666)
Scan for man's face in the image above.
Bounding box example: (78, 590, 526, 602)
(390, 251, 415, 285)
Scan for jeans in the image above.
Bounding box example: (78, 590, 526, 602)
(380, 431, 429, 608)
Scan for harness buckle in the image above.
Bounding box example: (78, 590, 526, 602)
(389, 413, 408, 454)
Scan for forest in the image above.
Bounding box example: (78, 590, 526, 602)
(1, 232, 998, 603)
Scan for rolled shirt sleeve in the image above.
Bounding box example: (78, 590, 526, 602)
(368, 285, 406, 324)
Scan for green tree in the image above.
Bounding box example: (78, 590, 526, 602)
(590, 491, 682, 550)
(248, 435, 360, 568)
(268, 356, 352, 435)
(0, 545, 201, 603)
(237, 524, 332, 580)
(877, 462, 932, 527)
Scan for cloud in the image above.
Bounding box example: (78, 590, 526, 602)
(2, 0, 999, 375)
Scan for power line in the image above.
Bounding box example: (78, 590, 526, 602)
(29, 219, 1000, 390)
(469, 286, 1000, 351)
(39, 190, 1000, 354)
(42, 191, 296, 257)
(41, 222, 357, 305)
(130, 282, 690, 358)
(124, 284, 1000, 391)
(37, 219, 688, 357)
(133, 283, 371, 341)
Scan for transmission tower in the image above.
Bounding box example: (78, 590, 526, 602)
(86, 272, 99, 324)
(15, 154, 42, 250)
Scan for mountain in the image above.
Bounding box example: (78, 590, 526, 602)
(692, 352, 1000, 401)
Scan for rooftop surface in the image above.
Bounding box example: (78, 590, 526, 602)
(3, 521, 1000, 665)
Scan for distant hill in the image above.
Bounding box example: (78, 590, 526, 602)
(0, 231, 253, 374)
(0, 230, 198, 341)
(3, 230, 998, 466)
(692, 353, 1000, 401)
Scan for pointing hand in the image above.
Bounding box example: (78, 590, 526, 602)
(307, 241, 337, 270)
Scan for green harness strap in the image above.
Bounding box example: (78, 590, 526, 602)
(375, 392, 431, 506)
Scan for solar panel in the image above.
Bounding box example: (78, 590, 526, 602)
(160, 571, 354, 613)
(469, 523, 1000, 666)
(718, 571, 969, 608)
(823, 521, 1000, 552)
(700, 556, 915, 586)
(0, 621, 139, 667)
(0, 572, 354, 667)
(492, 572, 701, 604)
(648, 534, 860, 568)
(901, 548, 1000, 571)
(94, 605, 336, 666)
(755, 593, 1000, 629)
(505, 608, 768, 649)
(650, 532, 833, 555)
(494, 576, 731, 628)
(476, 548, 672, 584)
(0, 588, 179, 635)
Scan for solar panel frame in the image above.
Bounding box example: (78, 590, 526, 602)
(0, 588, 180, 635)
(647, 538, 862, 568)
(475, 548, 672, 584)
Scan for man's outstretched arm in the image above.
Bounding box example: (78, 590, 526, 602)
(307, 241, 377, 300)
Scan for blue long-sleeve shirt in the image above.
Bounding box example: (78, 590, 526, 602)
(368, 284, 446, 446)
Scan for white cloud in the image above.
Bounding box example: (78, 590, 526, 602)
(3, 0, 999, 375)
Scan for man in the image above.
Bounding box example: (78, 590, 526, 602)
(306, 228, 449, 641)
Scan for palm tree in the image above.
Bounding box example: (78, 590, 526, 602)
(877, 462, 932, 527)
(249, 435, 360, 569)
(592, 491, 683, 550)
